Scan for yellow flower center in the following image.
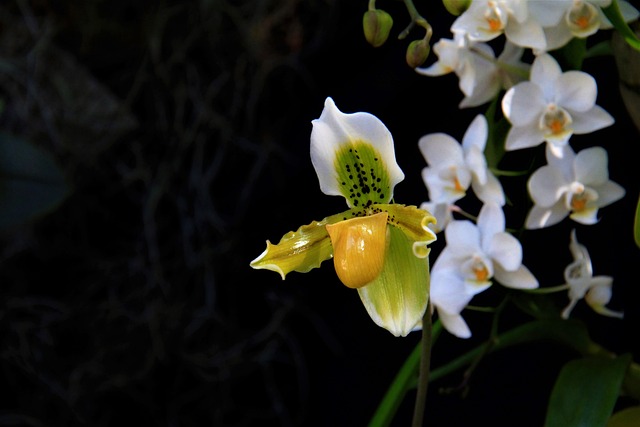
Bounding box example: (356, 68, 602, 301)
(567, 1, 599, 34)
(541, 104, 573, 139)
(484, 2, 506, 33)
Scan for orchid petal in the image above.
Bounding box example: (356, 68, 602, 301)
(505, 122, 545, 151)
(502, 82, 545, 126)
(494, 264, 539, 289)
(571, 105, 615, 134)
(574, 147, 608, 185)
(358, 225, 430, 337)
(555, 71, 597, 112)
(487, 232, 523, 271)
(528, 165, 567, 207)
(525, 201, 569, 229)
(310, 97, 404, 208)
(250, 210, 346, 278)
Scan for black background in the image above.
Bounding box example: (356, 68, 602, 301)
(1, 1, 639, 426)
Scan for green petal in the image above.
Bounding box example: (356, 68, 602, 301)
(358, 224, 431, 337)
(380, 204, 437, 258)
(250, 210, 347, 279)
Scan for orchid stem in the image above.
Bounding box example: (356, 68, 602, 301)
(412, 301, 432, 427)
(400, 0, 432, 42)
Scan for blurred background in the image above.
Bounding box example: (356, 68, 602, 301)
(0, 1, 639, 426)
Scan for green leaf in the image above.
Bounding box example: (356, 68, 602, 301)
(0, 133, 70, 230)
(545, 354, 632, 427)
(558, 37, 587, 70)
(634, 194, 640, 248)
(484, 96, 508, 169)
(602, 0, 640, 51)
(607, 406, 640, 427)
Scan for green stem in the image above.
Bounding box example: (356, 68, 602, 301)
(412, 302, 432, 427)
(400, 0, 432, 41)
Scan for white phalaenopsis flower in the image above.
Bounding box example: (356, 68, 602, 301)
(542, 0, 640, 51)
(525, 145, 625, 229)
(419, 115, 505, 206)
(561, 229, 623, 319)
(430, 202, 538, 338)
(416, 34, 528, 108)
(502, 53, 614, 154)
(451, 0, 547, 50)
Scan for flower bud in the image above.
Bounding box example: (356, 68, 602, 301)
(363, 9, 393, 48)
(406, 39, 430, 69)
(442, 0, 471, 16)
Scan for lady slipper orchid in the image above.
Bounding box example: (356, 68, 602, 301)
(250, 97, 437, 337)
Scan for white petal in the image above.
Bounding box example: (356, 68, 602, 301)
(445, 220, 482, 256)
(594, 180, 625, 208)
(462, 115, 489, 152)
(528, 0, 570, 26)
(494, 264, 539, 289)
(574, 147, 608, 185)
(502, 82, 546, 126)
(505, 123, 545, 151)
(504, 16, 546, 50)
(487, 232, 523, 271)
(571, 105, 615, 134)
(472, 171, 506, 206)
(477, 201, 505, 239)
(310, 98, 404, 202)
(525, 202, 569, 229)
(530, 54, 562, 98)
(430, 268, 473, 315)
(555, 71, 597, 112)
(528, 164, 567, 207)
(466, 145, 488, 185)
(418, 133, 464, 167)
(437, 308, 472, 338)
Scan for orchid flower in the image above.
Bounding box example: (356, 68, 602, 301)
(418, 114, 505, 207)
(430, 202, 538, 338)
(451, 0, 548, 50)
(525, 144, 625, 229)
(561, 229, 623, 319)
(416, 35, 528, 108)
(502, 53, 614, 155)
(250, 98, 437, 337)
(542, 0, 640, 51)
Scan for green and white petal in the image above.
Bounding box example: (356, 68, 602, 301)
(358, 224, 431, 337)
(310, 97, 405, 208)
(250, 210, 348, 279)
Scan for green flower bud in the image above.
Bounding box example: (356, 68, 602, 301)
(442, 0, 471, 16)
(406, 39, 430, 69)
(363, 9, 393, 48)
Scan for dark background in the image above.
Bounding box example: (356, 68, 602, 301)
(0, 1, 639, 426)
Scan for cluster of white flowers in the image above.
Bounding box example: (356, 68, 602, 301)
(417, 0, 637, 338)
